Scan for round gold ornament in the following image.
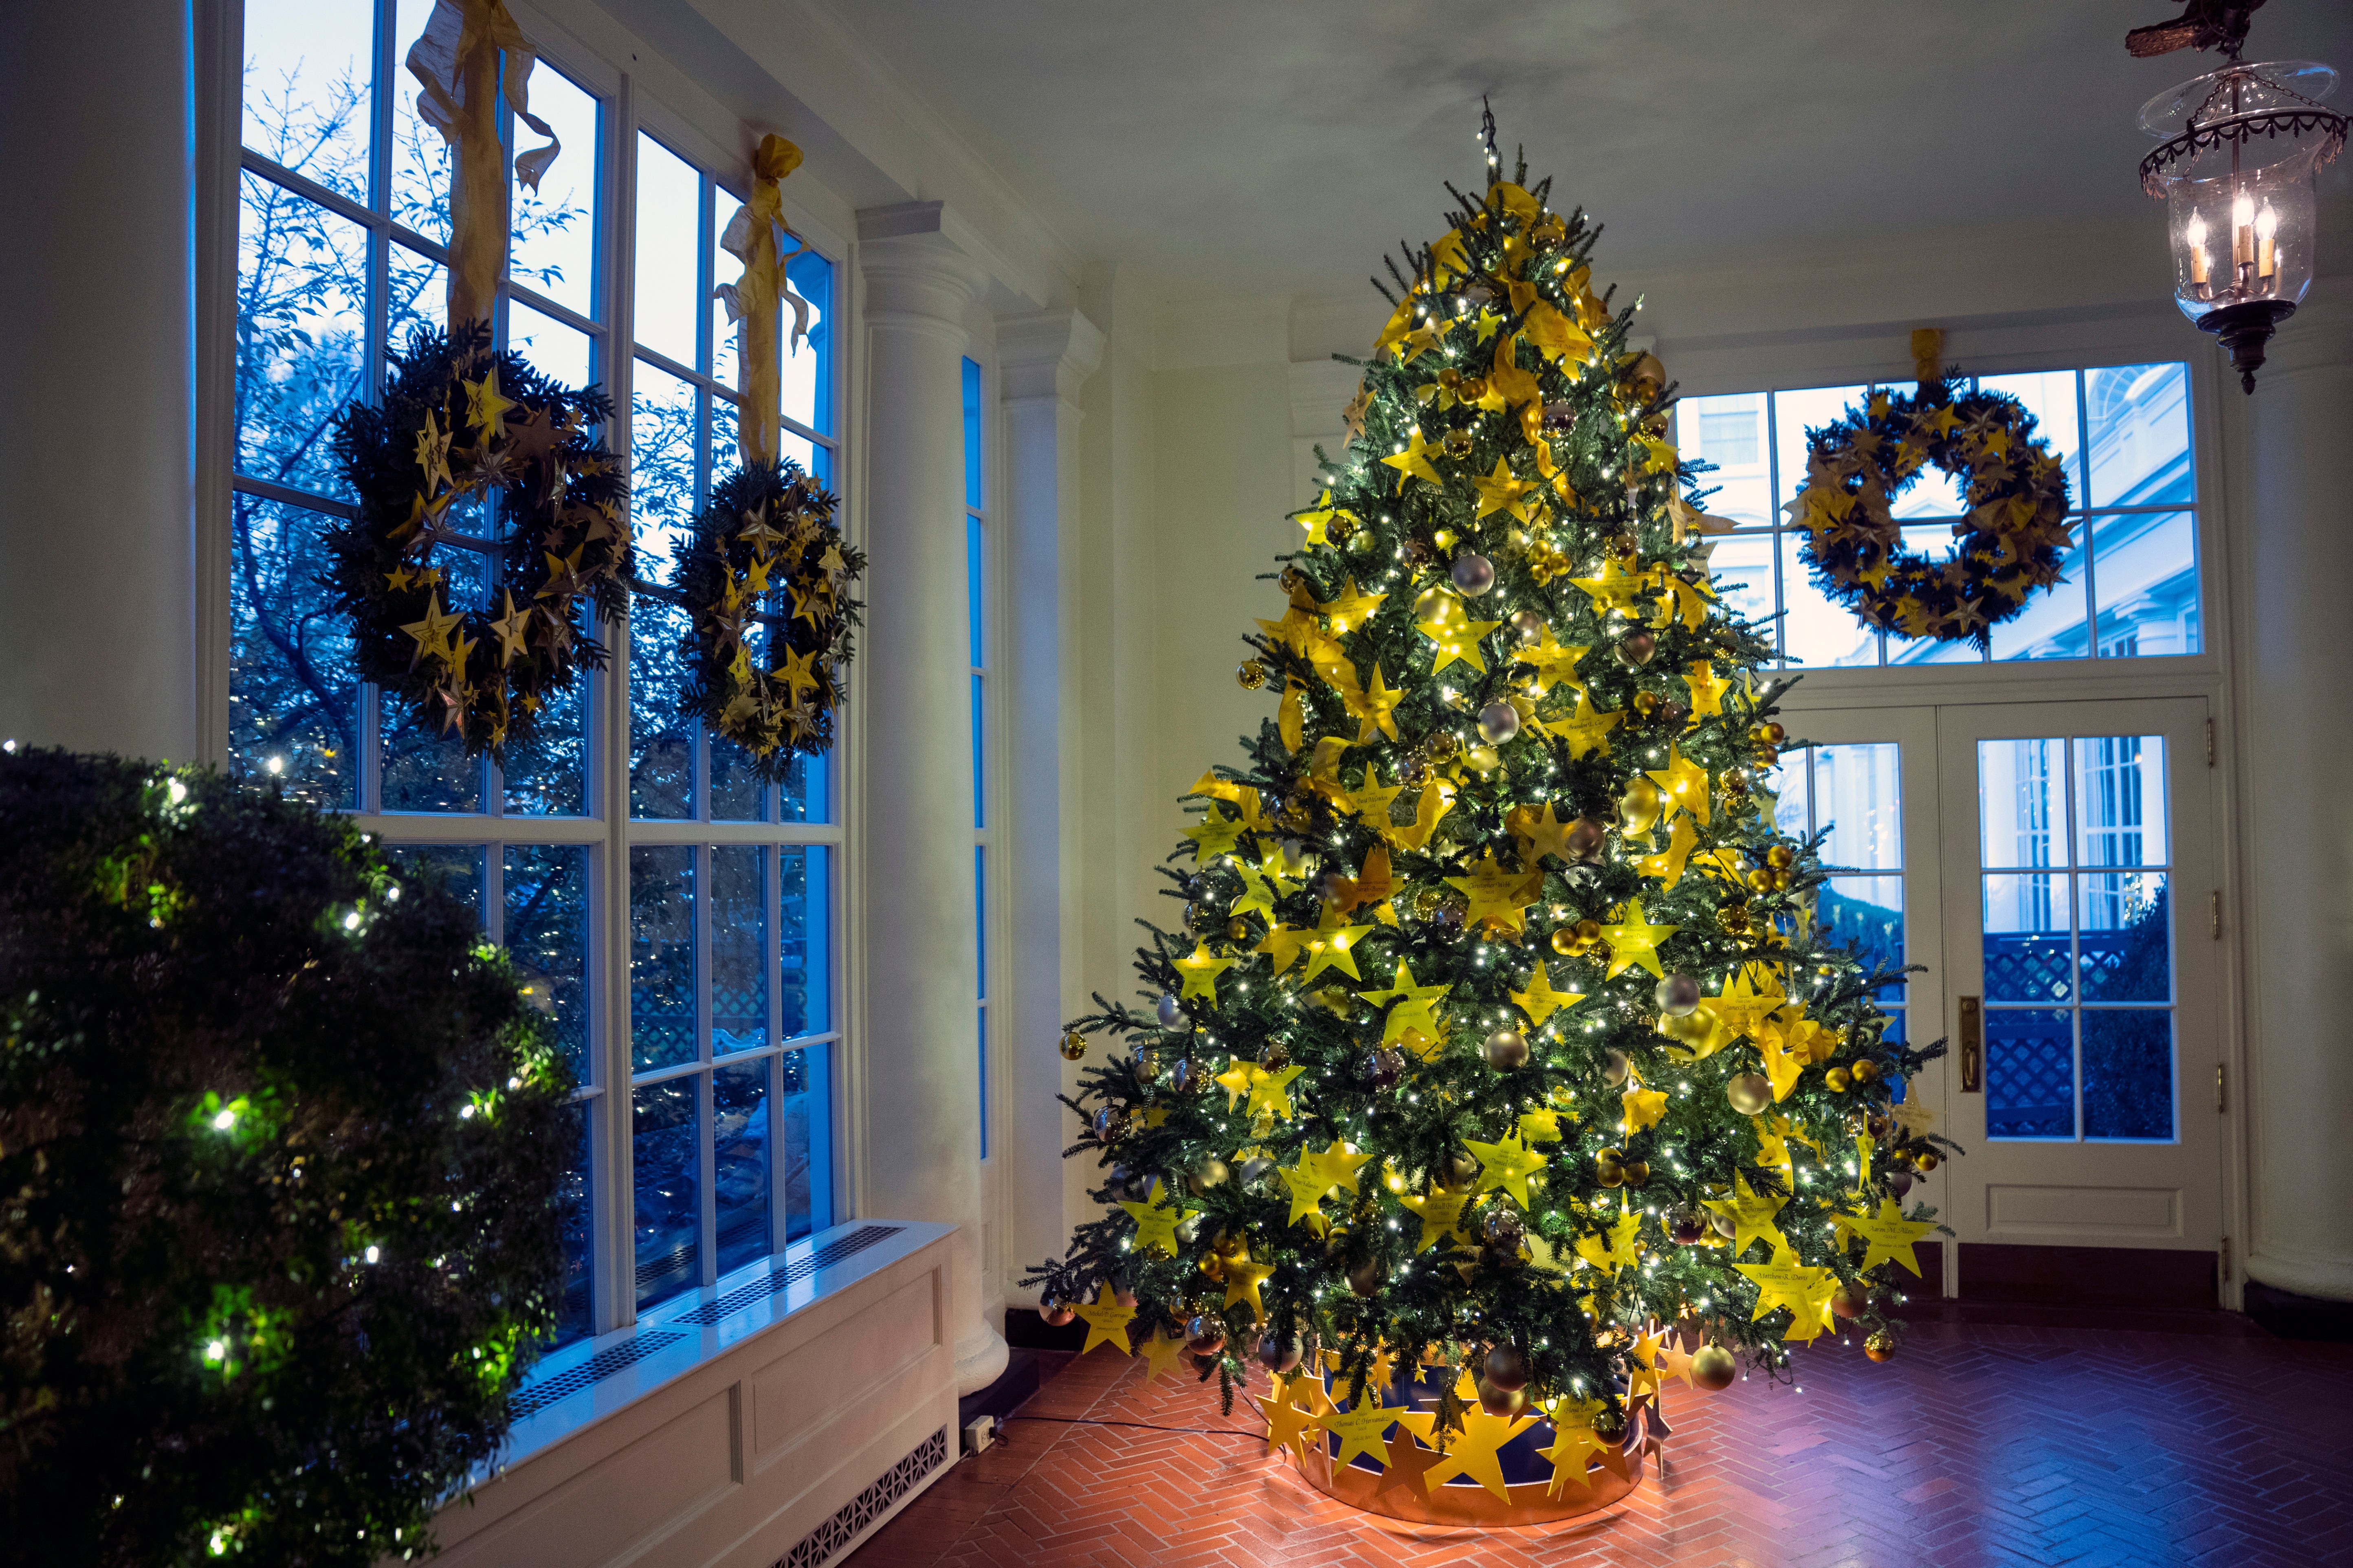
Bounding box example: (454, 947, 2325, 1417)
(1058, 1029, 1087, 1061)
(1236, 660, 1267, 690)
(1227, 917, 1251, 943)
(1726, 1074, 1772, 1115)
(1825, 1066, 1853, 1093)
(1864, 1330, 1896, 1363)
(1916, 1151, 1940, 1172)
(1691, 1343, 1738, 1391)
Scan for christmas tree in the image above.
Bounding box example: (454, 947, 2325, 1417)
(1027, 116, 1945, 1496)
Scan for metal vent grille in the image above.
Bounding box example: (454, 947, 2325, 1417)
(778, 1427, 948, 1568)
(510, 1331, 687, 1419)
(668, 1226, 904, 1327)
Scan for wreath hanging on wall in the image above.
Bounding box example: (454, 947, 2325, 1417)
(328, 323, 631, 757)
(666, 460, 865, 773)
(1788, 375, 2074, 648)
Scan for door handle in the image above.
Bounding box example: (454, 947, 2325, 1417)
(1958, 996, 1982, 1093)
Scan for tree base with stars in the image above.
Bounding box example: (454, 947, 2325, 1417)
(1025, 116, 1952, 1511)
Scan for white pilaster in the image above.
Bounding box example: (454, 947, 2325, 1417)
(2234, 296, 2353, 1302)
(0, 0, 198, 760)
(995, 308, 1104, 1304)
(854, 203, 1004, 1390)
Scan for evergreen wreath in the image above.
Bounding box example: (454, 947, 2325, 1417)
(1788, 376, 2073, 648)
(665, 459, 866, 775)
(328, 322, 631, 758)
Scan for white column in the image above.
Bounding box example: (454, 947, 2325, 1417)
(0, 0, 198, 761)
(2236, 297, 2353, 1303)
(995, 309, 1104, 1303)
(855, 204, 1004, 1392)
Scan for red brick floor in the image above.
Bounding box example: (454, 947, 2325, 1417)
(846, 1314, 2353, 1568)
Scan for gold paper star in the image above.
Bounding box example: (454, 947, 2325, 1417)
(1466, 1131, 1548, 1205)
(1359, 960, 1450, 1048)
(1184, 808, 1247, 861)
(1307, 1138, 1375, 1195)
(1444, 851, 1543, 934)
(1538, 1410, 1611, 1495)
(1376, 1413, 1448, 1500)
(413, 408, 453, 490)
(1173, 942, 1236, 1002)
(1570, 558, 1652, 616)
(1545, 692, 1622, 759)
(1213, 1058, 1259, 1111)
(1119, 1191, 1192, 1255)
(1222, 1249, 1277, 1315)
(464, 366, 517, 440)
(399, 591, 465, 668)
(1837, 1200, 1937, 1276)
(1415, 593, 1503, 676)
(1684, 659, 1733, 718)
(1347, 766, 1404, 831)
(1345, 663, 1403, 743)
(1278, 1159, 1337, 1225)
(1073, 1298, 1136, 1355)
(1322, 577, 1388, 634)
(1702, 1172, 1790, 1258)
(1399, 1187, 1477, 1253)
(1255, 923, 1313, 975)
(1229, 862, 1278, 922)
(1597, 898, 1679, 979)
(488, 590, 532, 667)
(1295, 490, 1350, 548)
(1646, 746, 1713, 826)
(1575, 1208, 1643, 1274)
(1300, 905, 1373, 984)
(1517, 630, 1588, 696)
(1138, 1325, 1190, 1382)
(1736, 1250, 1838, 1342)
(1472, 456, 1535, 523)
(1257, 1372, 1327, 1464)
(1632, 815, 1698, 889)
(1422, 1404, 1542, 1500)
(1245, 1063, 1306, 1122)
(1321, 1396, 1405, 1470)
(1379, 426, 1445, 489)
(1511, 964, 1583, 1027)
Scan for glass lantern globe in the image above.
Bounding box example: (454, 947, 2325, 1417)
(2139, 60, 2346, 392)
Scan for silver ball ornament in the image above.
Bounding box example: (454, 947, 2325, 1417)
(1655, 973, 1702, 1017)
(1477, 702, 1522, 744)
(1451, 553, 1496, 597)
(1155, 993, 1183, 1029)
(1602, 1048, 1631, 1086)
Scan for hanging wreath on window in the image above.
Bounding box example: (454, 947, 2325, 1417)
(327, 323, 631, 756)
(665, 461, 865, 773)
(1788, 372, 2074, 648)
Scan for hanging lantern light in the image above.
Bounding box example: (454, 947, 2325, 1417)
(2134, 34, 2346, 393)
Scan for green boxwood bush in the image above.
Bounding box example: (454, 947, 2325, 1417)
(0, 750, 574, 1564)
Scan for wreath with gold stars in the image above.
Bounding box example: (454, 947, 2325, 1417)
(666, 460, 865, 773)
(328, 323, 631, 756)
(1788, 378, 2073, 648)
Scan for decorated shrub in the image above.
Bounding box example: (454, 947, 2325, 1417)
(0, 750, 574, 1565)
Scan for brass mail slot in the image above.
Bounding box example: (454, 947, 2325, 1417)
(1959, 995, 1982, 1093)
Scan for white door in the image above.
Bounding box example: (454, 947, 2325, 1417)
(1936, 698, 2223, 1263)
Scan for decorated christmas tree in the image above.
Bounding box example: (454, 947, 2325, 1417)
(1027, 115, 1947, 1510)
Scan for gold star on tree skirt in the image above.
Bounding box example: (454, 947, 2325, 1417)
(1837, 1199, 1938, 1275)
(1321, 1395, 1406, 1470)
(1421, 1403, 1541, 1500)
(1073, 1298, 1135, 1355)
(1256, 1373, 1328, 1465)
(1374, 1412, 1447, 1500)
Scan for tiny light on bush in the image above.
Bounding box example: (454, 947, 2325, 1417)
(2134, 30, 2346, 392)
(211, 1109, 235, 1131)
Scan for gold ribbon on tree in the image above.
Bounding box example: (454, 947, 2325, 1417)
(406, 0, 562, 327)
(714, 134, 814, 469)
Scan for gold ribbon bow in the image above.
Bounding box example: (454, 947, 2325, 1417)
(715, 134, 812, 470)
(406, 0, 562, 328)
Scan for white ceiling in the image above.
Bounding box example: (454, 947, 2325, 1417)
(816, 0, 2353, 303)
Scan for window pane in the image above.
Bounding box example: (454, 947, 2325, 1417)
(632, 1076, 699, 1308)
(2085, 363, 2192, 508)
(508, 297, 592, 391)
(714, 1061, 772, 1276)
(1703, 534, 1775, 648)
(1988, 524, 2090, 662)
(1766, 750, 1808, 841)
(509, 65, 599, 318)
(381, 549, 488, 812)
(229, 494, 358, 807)
(783, 249, 834, 436)
(2089, 512, 2200, 657)
(974, 844, 987, 1001)
(970, 675, 987, 831)
(390, 0, 449, 245)
(781, 845, 830, 1038)
(1779, 532, 1879, 668)
(1811, 742, 1900, 870)
(2082, 1010, 2175, 1140)
(1986, 1008, 2074, 1139)
(384, 842, 486, 922)
(967, 513, 985, 669)
(963, 356, 983, 509)
(1886, 431, 1965, 520)
(711, 394, 743, 490)
(241, 0, 374, 200)
(1676, 393, 1770, 525)
(710, 735, 766, 821)
(630, 361, 699, 819)
(502, 674, 587, 816)
(552, 1100, 593, 1347)
(712, 846, 768, 1054)
(506, 844, 591, 1082)
(236, 174, 368, 498)
(710, 191, 743, 395)
(389, 239, 449, 350)
(2074, 734, 2167, 867)
(1771, 385, 1871, 513)
(1976, 371, 2083, 493)
(774, 426, 819, 477)
(977, 1003, 990, 1162)
(633, 133, 702, 367)
(630, 845, 697, 1073)
(1977, 738, 2063, 868)
(780, 1041, 832, 1242)
(1984, 873, 2073, 1002)
(2079, 872, 2170, 1003)
(1819, 875, 1904, 1002)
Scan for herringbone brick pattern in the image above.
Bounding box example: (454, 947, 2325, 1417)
(847, 1318, 2353, 1567)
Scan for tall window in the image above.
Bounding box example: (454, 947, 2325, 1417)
(230, 1, 844, 1344)
(625, 129, 841, 1312)
(964, 357, 990, 1159)
(1772, 744, 1907, 1047)
(1673, 364, 2201, 669)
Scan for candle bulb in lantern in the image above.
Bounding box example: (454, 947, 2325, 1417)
(2185, 209, 2211, 296)
(2255, 200, 2279, 284)
(2232, 191, 2256, 281)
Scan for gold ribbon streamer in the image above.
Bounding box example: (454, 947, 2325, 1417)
(407, 0, 562, 329)
(715, 135, 811, 470)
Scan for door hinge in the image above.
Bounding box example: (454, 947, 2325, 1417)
(2219, 1236, 2232, 1285)
(2210, 890, 2222, 939)
(2205, 717, 2215, 766)
(2216, 1063, 2227, 1113)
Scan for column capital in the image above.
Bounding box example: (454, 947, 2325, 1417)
(857, 201, 989, 329)
(997, 308, 1104, 404)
